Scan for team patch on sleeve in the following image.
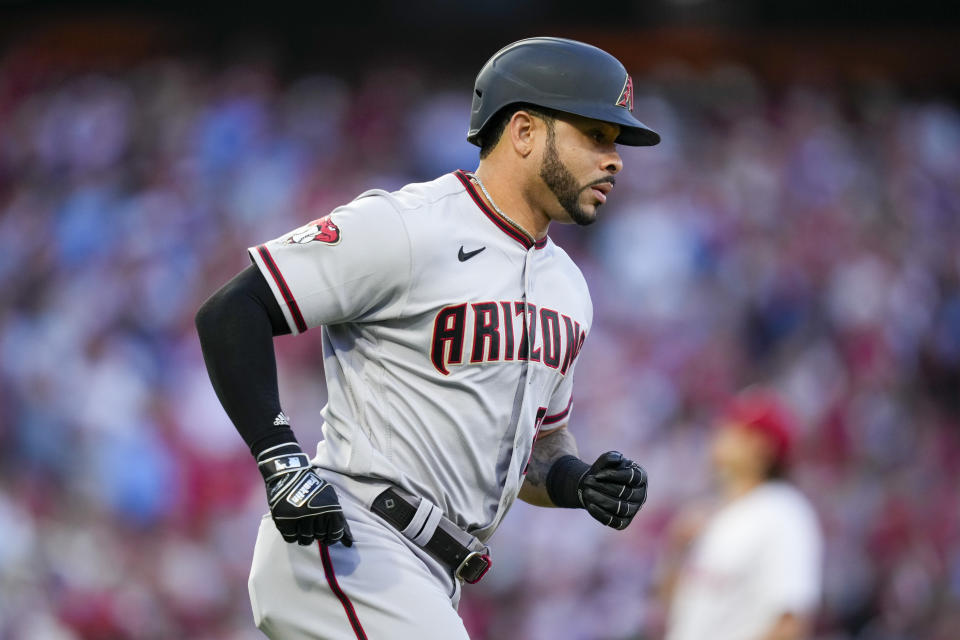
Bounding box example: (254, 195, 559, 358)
(283, 215, 341, 246)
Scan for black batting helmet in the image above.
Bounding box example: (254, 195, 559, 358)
(467, 37, 660, 148)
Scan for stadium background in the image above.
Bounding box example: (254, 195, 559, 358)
(1, 2, 958, 638)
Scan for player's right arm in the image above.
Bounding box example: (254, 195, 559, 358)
(195, 265, 353, 547)
(196, 194, 412, 547)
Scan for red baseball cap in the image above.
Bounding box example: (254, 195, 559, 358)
(720, 388, 795, 465)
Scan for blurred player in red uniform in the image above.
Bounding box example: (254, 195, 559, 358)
(662, 389, 823, 640)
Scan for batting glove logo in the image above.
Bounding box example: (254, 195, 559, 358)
(286, 473, 324, 507)
(274, 456, 305, 471)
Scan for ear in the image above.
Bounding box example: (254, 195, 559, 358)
(506, 110, 538, 158)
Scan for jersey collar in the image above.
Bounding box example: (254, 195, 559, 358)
(454, 170, 548, 250)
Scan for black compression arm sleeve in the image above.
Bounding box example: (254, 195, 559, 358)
(195, 265, 298, 458)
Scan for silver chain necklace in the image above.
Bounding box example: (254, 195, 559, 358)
(468, 172, 530, 238)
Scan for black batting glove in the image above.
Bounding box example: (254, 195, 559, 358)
(546, 451, 648, 530)
(578, 451, 648, 529)
(257, 442, 354, 547)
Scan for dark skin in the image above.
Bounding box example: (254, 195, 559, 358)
(473, 109, 622, 241)
(518, 425, 579, 507)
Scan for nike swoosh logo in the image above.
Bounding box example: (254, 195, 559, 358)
(458, 246, 486, 262)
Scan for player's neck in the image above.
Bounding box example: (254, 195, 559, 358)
(472, 165, 550, 241)
(722, 475, 764, 502)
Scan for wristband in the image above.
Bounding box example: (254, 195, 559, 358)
(545, 454, 590, 508)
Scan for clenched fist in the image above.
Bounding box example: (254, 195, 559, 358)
(546, 451, 648, 530)
(577, 451, 648, 529)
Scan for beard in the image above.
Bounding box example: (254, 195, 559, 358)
(539, 126, 611, 227)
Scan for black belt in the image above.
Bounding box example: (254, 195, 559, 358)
(371, 487, 492, 584)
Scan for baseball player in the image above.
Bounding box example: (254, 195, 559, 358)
(196, 37, 657, 639)
(662, 389, 823, 640)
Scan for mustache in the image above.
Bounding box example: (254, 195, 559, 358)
(583, 177, 616, 190)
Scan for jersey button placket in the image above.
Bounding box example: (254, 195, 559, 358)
(490, 247, 538, 531)
(523, 249, 534, 385)
(520, 250, 538, 485)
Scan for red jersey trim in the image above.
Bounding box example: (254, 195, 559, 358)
(542, 397, 573, 426)
(256, 245, 308, 334)
(454, 170, 548, 250)
(319, 543, 369, 640)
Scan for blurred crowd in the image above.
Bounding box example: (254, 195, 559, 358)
(0, 46, 958, 640)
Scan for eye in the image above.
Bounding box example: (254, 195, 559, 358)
(591, 128, 614, 144)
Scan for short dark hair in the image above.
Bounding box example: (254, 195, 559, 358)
(477, 103, 556, 159)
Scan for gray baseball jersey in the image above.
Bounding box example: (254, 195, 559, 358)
(246, 170, 592, 639)
(249, 170, 592, 541)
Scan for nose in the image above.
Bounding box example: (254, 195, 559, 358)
(602, 150, 623, 175)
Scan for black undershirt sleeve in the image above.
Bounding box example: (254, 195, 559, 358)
(195, 264, 300, 459)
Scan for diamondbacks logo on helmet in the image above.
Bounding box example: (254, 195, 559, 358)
(616, 75, 634, 111)
(284, 215, 341, 245)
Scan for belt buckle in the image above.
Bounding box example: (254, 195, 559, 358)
(455, 550, 492, 584)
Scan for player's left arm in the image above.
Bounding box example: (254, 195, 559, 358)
(518, 423, 579, 507)
(519, 424, 648, 530)
(755, 501, 823, 640)
(757, 613, 810, 640)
